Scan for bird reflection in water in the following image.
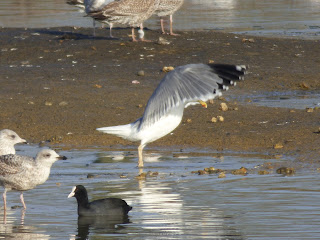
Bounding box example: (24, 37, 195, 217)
(75, 215, 130, 240)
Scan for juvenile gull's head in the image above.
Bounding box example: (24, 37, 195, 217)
(0, 129, 27, 155)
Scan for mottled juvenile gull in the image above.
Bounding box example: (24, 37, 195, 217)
(155, 0, 184, 35)
(97, 63, 247, 167)
(68, 185, 132, 216)
(0, 129, 27, 156)
(0, 149, 67, 210)
(88, 0, 160, 41)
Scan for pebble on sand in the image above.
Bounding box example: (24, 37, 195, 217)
(219, 102, 228, 111)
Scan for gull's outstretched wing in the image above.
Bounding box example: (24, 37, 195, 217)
(139, 63, 247, 130)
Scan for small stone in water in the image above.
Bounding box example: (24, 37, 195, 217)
(218, 172, 226, 178)
(232, 167, 248, 175)
(276, 167, 295, 175)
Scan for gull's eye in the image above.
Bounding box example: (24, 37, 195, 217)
(11, 135, 16, 139)
(45, 154, 51, 158)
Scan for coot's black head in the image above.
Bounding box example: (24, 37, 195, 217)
(68, 185, 88, 202)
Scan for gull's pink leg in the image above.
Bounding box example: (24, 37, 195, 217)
(20, 192, 26, 209)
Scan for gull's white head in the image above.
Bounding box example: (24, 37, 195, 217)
(35, 149, 67, 166)
(0, 129, 27, 155)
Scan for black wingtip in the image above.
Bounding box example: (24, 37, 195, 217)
(208, 64, 248, 89)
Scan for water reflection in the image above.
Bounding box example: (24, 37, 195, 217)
(0, 145, 319, 239)
(74, 215, 130, 240)
(0, 0, 319, 38)
(0, 209, 49, 239)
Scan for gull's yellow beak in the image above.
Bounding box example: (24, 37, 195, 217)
(198, 100, 207, 108)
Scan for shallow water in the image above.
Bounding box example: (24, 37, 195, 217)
(0, 0, 320, 39)
(1, 145, 320, 239)
(232, 91, 320, 110)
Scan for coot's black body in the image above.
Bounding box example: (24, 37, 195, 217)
(68, 185, 132, 217)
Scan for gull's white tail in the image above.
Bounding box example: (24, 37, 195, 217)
(96, 124, 134, 140)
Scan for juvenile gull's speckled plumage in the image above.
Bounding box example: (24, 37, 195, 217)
(0, 149, 66, 210)
(88, 0, 160, 41)
(97, 63, 247, 168)
(0, 129, 27, 156)
(155, 0, 184, 35)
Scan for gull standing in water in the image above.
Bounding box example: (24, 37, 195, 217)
(0, 129, 27, 155)
(97, 63, 247, 167)
(155, 0, 184, 35)
(88, 0, 160, 41)
(0, 149, 66, 210)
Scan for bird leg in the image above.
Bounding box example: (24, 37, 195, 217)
(138, 145, 144, 168)
(138, 24, 152, 42)
(2, 190, 6, 210)
(169, 15, 179, 36)
(160, 17, 166, 34)
(131, 28, 138, 42)
(198, 100, 207, 108)
(20, 192, 26, 209)
(109, 23, 114, 38)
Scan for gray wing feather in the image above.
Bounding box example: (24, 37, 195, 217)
(138, 64, 222, 129)
(0, 154, 34, 175)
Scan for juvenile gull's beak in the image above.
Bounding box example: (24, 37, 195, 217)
(58, 155, 67, 160)
(198, 100, 207, 108)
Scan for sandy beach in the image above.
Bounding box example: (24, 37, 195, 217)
(0, 27, 319, 162)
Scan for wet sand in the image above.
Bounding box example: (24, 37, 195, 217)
(0, 27, 319, 162)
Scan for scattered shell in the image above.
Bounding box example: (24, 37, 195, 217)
(274, 143, 284, 149)
(137, 104, 143, 108)
(209, 99, 214, 104)
(91, 46, 97, 51)
(242, 38, 255, 43)
(211, 117, 217, 123)
(162, 66, 174, 72)
(45, 101, 53, 106)
(276, 167, 295, 175)
(157, 37, 171, 45)
(217, 116, 224, 122)
(59, 101, 68, 106)
(186, 118, 192, 123)
(299, 82, 310, 90)
(132, 80, 140, 84)
(208, 59, 215, 64)
(137, 70, 145, 76)
(219, 102, 228, 111)
(306, 107, 314, 113)
(93, 84, 102, 89)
